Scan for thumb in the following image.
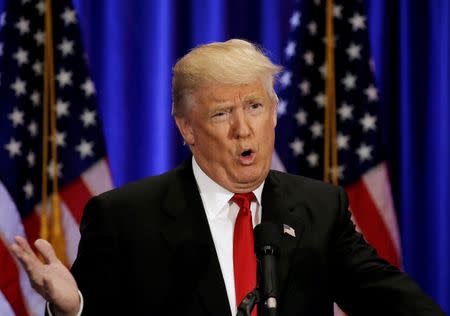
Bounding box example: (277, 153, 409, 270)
(34, 239, 59, 264)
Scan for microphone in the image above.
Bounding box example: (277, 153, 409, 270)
(254, 222, 281, 316)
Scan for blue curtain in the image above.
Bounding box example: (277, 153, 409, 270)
(0, 0, 448, 312)
(367, 0, 450, 311)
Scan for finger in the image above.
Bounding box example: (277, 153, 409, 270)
(9, 243, 40, 274)
(14, 236, 42, 264)
(9, 243, 26, 261)
(14, 236, 39, 259)
(35, 239, 58, 264)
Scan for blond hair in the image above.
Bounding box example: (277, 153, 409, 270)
(172, 39, 282, 117)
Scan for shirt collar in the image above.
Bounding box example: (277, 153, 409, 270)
(192, 157, 264, 219)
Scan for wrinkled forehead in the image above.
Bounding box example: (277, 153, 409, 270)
(194, 81, 271, 106)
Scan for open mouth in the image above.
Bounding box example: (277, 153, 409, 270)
(241, 149, 253, 157)
(238, 149, 255, 164)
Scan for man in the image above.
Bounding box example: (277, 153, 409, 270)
(10, 39, 444, 316)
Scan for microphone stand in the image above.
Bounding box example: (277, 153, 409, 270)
(236, 288, 260, 316)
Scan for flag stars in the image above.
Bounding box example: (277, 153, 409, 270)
(53, 131, 67, 147)
(34, 30, 45, 46)
(15, 17, 30, 35)
(23, 181, 34, 199)
(330, 165, 345, 180)
(56, 69, 73, 87)
(285, 41, 296, 59)
(356, 143, 373, 162)
(310, 121, 323, 138)
(295, 109, 307, 126)
(47, 160, 63, 178)
(314, 92, 326, 108)
(307, 21, 317, 35)
(277, 99, 287, 116)
(279, 71, 292, 88)
(306, 152, 319, 167)
(61, 7, 77, 26)
(80, 109, 96, 127)
(30, 90, 41, 106)
(364, 84, 379, 102)
(76, 139, 94, 159)
(81, 78, 96, 97)
(10, 77, 26, 96)
(0, 12, 6, 27)
(28, 120, 38, 137)
(27, 151, 35, 167)
(334, 5, 343, 19)
(341, 72, 357, 91)
(289, 138, 304, 156)
(337, 133, 350, 150)
(4, 138, 22, 158)
(13, 47, 29, 66)
(289, 11, 301, 29)
(346, 43, 362, 61)
(299, 80, 311, 96)
(58, 38, 74, 57)
(56, 99, 70, 118)
(303, 50, 314, 65)
(360, 113, 377, 132)
(349, 13, 366, 31)
(338, 103, 354, 121)
(32, 60, 43, 76)
(35, 1, 45, 15)
(8, 107, 25, 127)
(319, 63, 327, 78)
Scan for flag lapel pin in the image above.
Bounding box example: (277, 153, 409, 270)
(283, 224, 296, 237)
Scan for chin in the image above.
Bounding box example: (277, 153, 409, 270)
(234, 168, 265, 185)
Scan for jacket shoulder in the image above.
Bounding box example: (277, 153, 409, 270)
(85, 164, 189, 217)
(269, 169, 344, 197)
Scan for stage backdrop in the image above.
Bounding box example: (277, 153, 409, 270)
(0, 0, 448, 313)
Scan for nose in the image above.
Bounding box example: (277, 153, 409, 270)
(231, 109, 251, 139)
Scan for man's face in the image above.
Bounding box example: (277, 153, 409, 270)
(175, 80, 277, 193)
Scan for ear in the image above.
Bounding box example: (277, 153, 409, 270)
(175, 116, 195, 146)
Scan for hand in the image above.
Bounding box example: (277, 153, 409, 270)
(10, 236, 80, 316)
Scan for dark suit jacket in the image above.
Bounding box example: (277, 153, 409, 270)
(70, 158, 444, 316)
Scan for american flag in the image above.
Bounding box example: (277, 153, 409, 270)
(0, 0, 113, 315)
(274, 0, 401, 290)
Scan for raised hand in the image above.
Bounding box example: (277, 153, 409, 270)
(10, 236, 80, 316)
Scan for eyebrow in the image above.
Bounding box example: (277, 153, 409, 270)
(210, 93, 263, 104)
(242, 93, 263, 102)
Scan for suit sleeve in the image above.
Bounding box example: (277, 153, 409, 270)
(331, 187, 445, 316)
(70, 195, 122, 315)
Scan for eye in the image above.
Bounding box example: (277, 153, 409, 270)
(210, 109, 230, 122)
(212, 111, 225, 117)
(247, 103, 263, 113)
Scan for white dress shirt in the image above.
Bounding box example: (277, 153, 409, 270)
(192, 157, 264, 315)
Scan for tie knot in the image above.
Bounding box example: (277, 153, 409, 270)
(231, 192, 255, 210)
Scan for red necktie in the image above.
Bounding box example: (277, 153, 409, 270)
(232, 192, 257, 316)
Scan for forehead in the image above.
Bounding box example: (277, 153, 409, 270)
(195, 81, 269, 105)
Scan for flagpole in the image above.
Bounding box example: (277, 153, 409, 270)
(43, 0, 67, 264)
(325, 0, 338, 185)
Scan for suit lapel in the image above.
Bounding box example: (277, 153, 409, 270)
(261, 171, 305, 298)
(160, 159, 232, 316)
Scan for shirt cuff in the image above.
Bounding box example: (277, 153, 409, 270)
(46, 290, 84, 316)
